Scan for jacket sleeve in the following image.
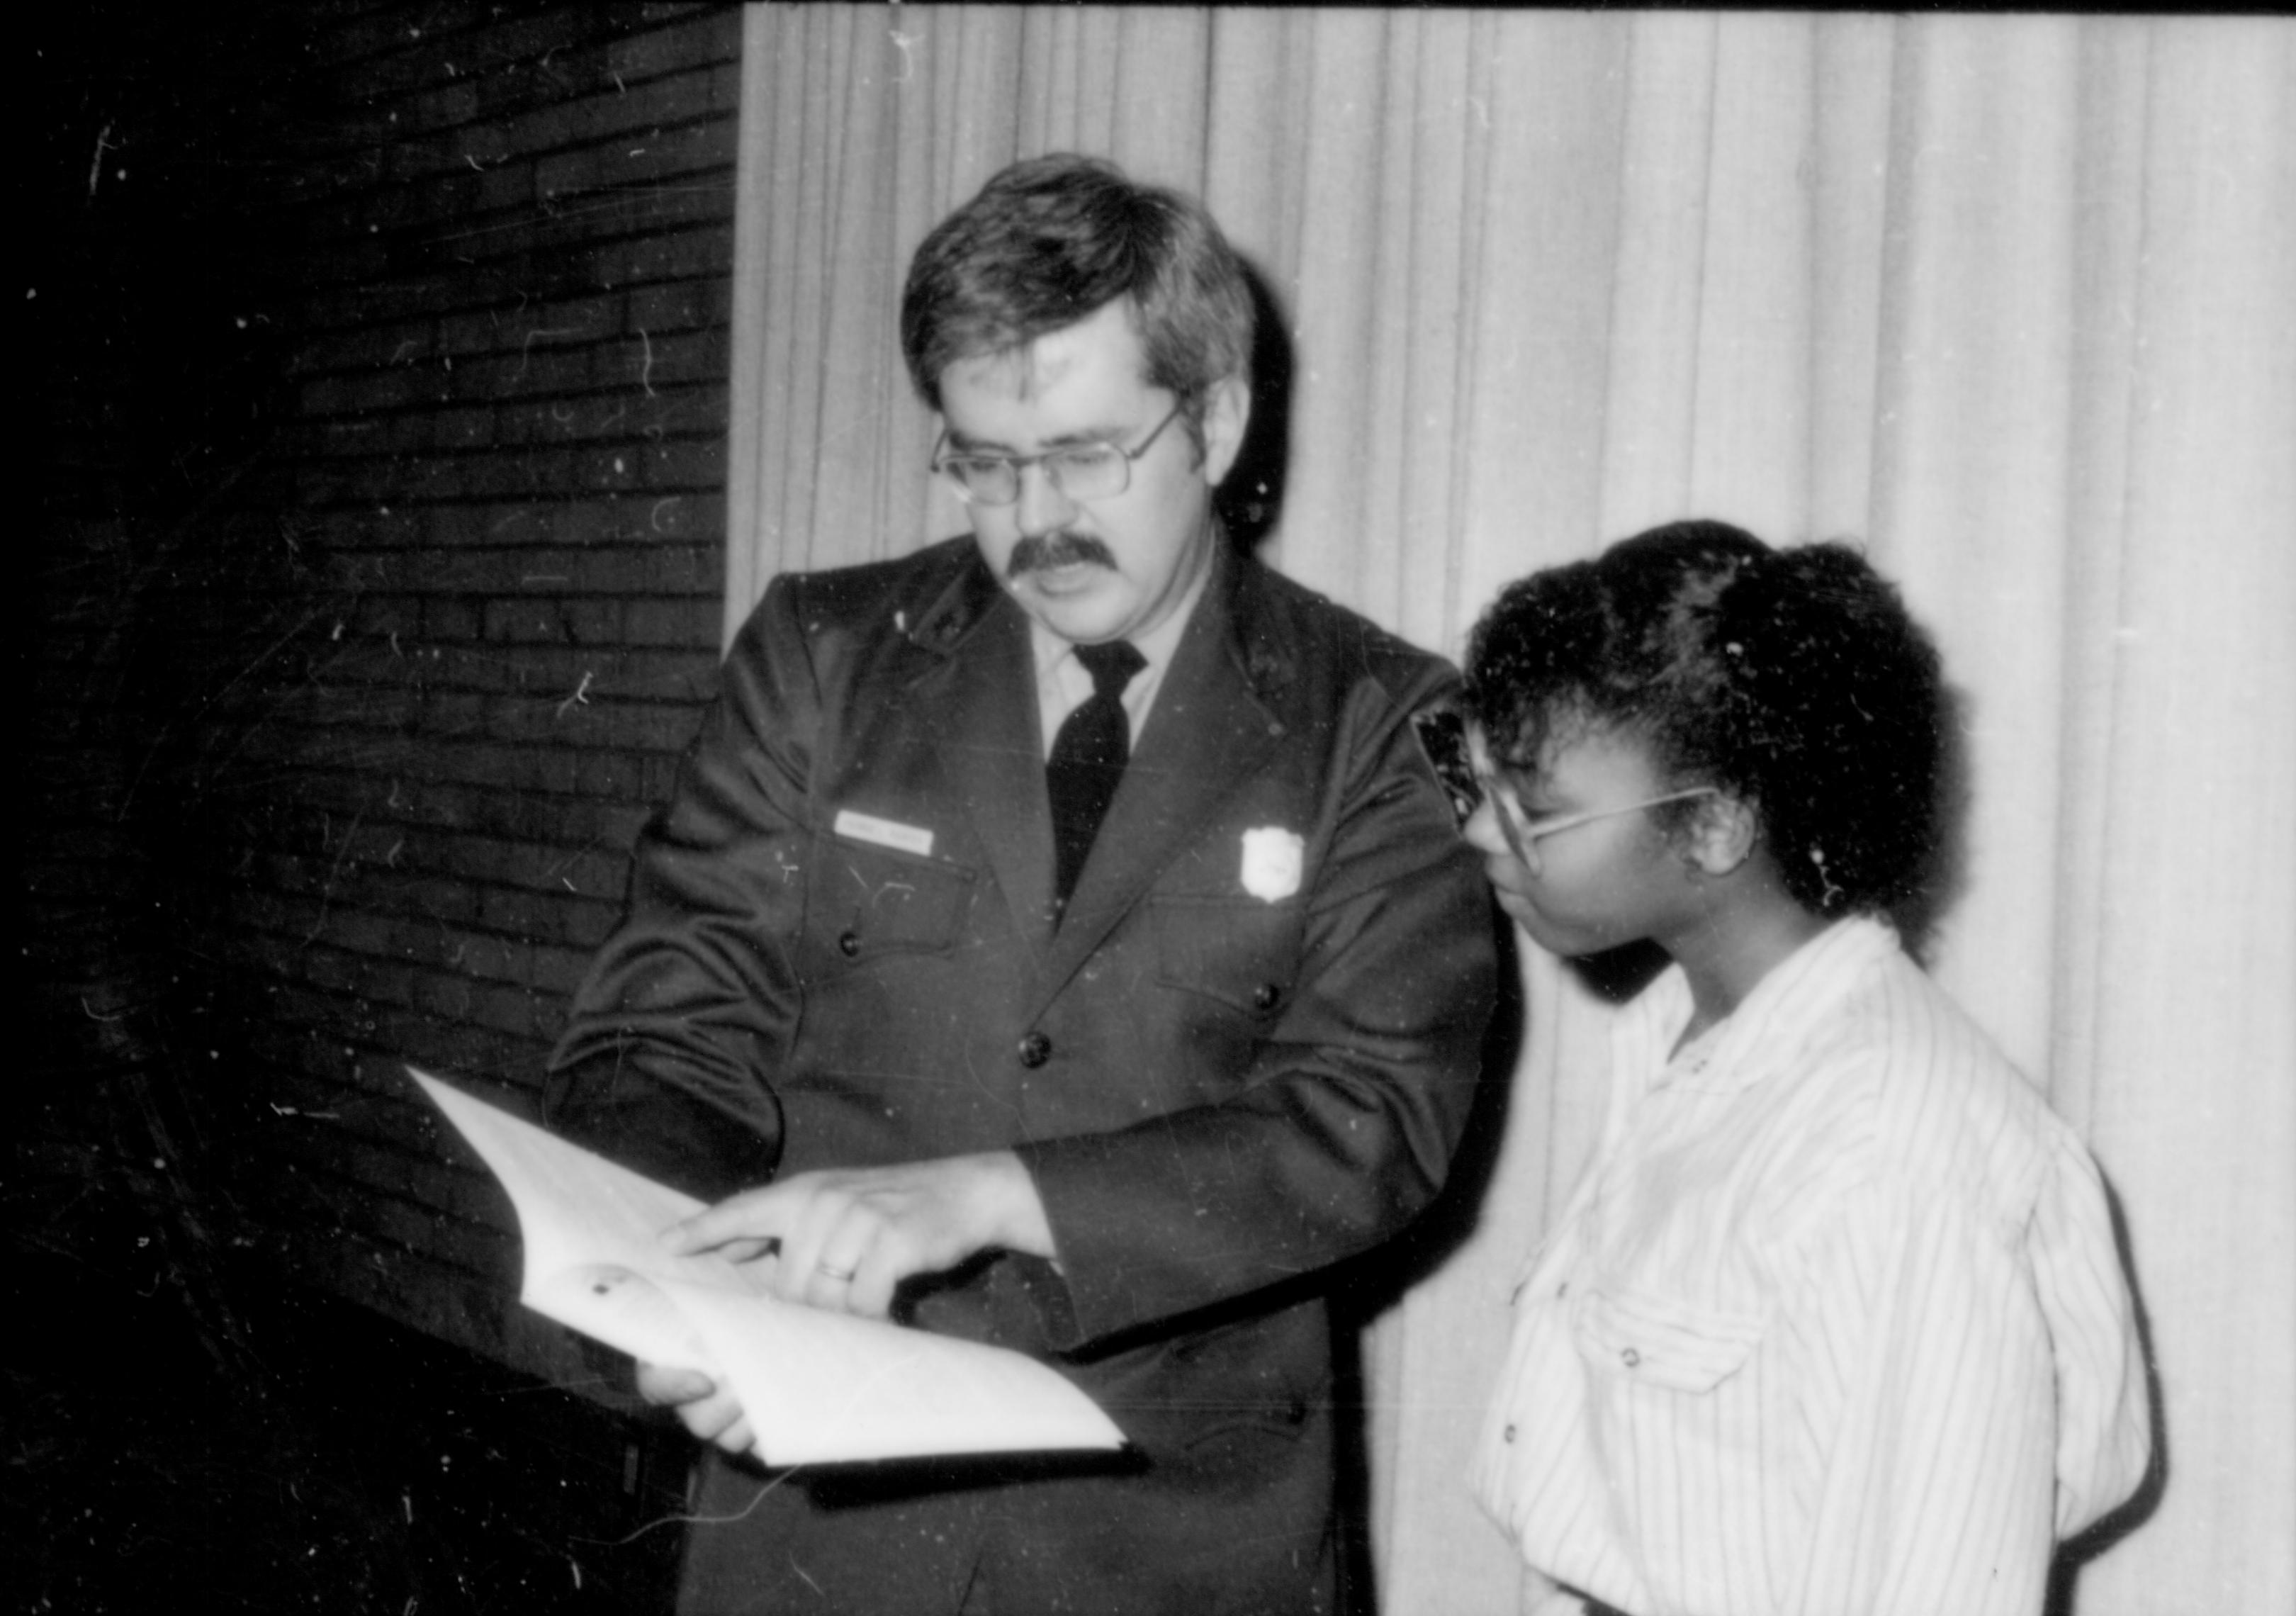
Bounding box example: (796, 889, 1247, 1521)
(1014, 666, 1501, 1348)
(540, 578, 818, 1202)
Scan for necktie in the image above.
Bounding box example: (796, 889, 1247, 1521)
(1047, 639, 1145, 910)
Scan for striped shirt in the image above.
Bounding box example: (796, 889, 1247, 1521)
(1474, 917, 2151, 1616)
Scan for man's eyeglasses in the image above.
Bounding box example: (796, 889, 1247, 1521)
(932, 401, 1186, 506)
(1475, 774, 1718, 865)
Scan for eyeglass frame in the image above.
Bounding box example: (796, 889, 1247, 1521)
(1473, 772, 1720, 865)
(929, 399, 1188, 507)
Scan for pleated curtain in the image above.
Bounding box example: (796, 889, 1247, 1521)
(724, 8, 2296, 1610)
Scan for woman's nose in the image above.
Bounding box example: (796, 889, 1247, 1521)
(1462, 797, 1514, 859)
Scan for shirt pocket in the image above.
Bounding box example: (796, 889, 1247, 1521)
(1569, 1284, 1765, 1395)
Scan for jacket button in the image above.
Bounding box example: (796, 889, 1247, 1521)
(837, 930, 861, 958)
(1620, 1347, 1641, 1369)
(1018, 1031, 1052, 1067)
(1252, 982, 1281, 1011)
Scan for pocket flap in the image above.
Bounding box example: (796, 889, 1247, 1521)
(1571, 1286, 1765, 1394)
(811, 834, 977, 958)
(1151, 895, 1302, 1016)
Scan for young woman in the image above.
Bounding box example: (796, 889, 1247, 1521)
(1462, 520, 2151, 1616)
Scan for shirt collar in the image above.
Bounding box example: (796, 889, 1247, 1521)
(1633, 914, 1903, 1094)
(1026, 546, 1212, 692)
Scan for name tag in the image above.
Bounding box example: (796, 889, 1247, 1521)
(833, 809, 935, 858)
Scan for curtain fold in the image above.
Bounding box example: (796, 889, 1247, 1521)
(725, 9, 2296, 1610)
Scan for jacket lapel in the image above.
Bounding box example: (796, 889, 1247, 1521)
(1037, 551, 1288, 1004)
(913, 561, 1062, 960)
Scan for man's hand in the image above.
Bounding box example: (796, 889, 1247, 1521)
(636, 1362, 755, 1457)
(663, 1150, 1055, 1319)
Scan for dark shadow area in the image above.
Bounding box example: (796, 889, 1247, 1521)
(2044, 1171, 2168, 1616)
(2, 1231, 687, 1615)
(20, 12, 716, 1607)
(1889, 674, 1975, 968)
(1563, 936, 1674, 1006)
(1218, 259, 1295, 553)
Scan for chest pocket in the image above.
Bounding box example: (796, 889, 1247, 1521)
(1570, 1284, 1766, 1395)
(1151, 894, 1304, 1021)
(804, 831, 977, 967)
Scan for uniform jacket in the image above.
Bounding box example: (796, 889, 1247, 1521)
(546, 535, 1498, 1615)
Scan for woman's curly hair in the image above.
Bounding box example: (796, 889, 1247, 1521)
(1463, 519, 1948, 918)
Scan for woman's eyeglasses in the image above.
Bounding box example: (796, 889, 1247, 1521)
(1474, 775, 1718, 864)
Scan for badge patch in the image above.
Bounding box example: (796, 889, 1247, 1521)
(833, 809, 935, 858)
(1239, 827, 1305, 903)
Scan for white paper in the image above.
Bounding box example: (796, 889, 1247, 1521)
(410, 1067, 1126, 1466)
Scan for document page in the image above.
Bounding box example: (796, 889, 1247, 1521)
(410, 1067, 1127, 1465)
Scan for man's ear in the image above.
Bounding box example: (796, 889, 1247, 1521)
(1684, 793, 1760, 878)
(1199, 374, 1251, 488)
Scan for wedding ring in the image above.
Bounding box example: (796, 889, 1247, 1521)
(816, 1262, 857, 1282)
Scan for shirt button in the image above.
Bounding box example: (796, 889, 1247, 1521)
(1620, 1347, 1641, 1369)
(1252, 982, 1281, 1011)
(1502, 1423, 1518, 1443)
(837, 930, 861, 958)
(1018, 1031, 1052, 1068)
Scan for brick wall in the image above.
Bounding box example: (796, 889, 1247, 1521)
(30, 0, 746, 1393)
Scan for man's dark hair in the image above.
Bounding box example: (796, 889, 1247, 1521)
(900, 153, 1254, 439)
(1463, 519, 1948, 918)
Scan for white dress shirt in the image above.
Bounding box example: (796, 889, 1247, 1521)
(1475, 917, 2151, 1616)
(1028, 556, 1207, 760)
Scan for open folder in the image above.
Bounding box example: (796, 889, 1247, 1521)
(410, 1067, 1126, 1466)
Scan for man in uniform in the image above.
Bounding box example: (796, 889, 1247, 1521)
(546, 152, 1497, 1615)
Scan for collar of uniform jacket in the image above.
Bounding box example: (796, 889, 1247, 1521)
(900, 523, 1300, 710)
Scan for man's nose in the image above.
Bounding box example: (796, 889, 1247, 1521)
(1013, 460, 1079, 537)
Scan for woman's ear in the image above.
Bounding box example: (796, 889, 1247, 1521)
(1682, 793, 1760, 878)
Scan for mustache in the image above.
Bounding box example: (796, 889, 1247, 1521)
(1008, 532, 1115, 578)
